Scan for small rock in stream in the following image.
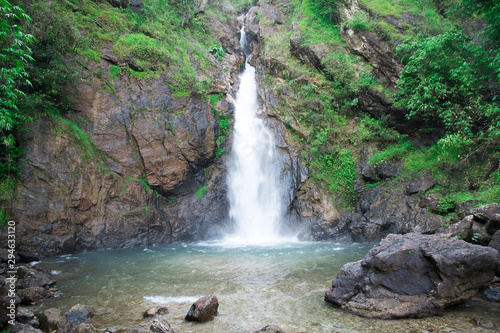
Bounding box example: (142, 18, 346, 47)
(254, 324, 286, 333)
(143, 306, 169, 318)
(150, 318, 175, 333)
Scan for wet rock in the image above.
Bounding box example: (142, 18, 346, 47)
(185, 295, 219, 322)
(483, 288, 500, 302)
(17, 308, 39, 327)
(489, 230, 500, 251)
(143, 306, 169, 318)
(17, 287, 54, 305)
(325, 233, 500, 319)
(150, 318, 175, 333)
(16, 265, 56, 289)
(254, 325, 286, 333)
(64, 304, 96, 325)
(73, 323, 99, 333)
(40, 307, 62, 329)
(9, 322, 43, 333)
(56, 316, 72, 333)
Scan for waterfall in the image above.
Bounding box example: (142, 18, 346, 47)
(225, 27, 286, 245)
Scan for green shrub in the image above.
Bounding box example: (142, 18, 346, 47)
(396, 31, 499, 136)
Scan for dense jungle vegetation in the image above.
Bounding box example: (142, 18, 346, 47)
(1, 0, 499, 223)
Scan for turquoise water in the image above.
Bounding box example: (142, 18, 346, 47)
(32, 241, 500, 332)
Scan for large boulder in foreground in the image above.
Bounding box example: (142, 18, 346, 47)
(325, 233, 500, 319)
(185, 295, 218, 322)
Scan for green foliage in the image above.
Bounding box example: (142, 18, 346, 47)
(368, 139, 414, 167)
(321, 51, 374, 111)
(396, 30, 499, 136)
(196, 184, 208, 200)
(360, 0, 403, 17)
(310, 129, 356, 208)
(208, 43, 226, 61)
(0, 0, 34, 207)
(348, 12, 372, 32)
(308, 0, 338, 24)
(0, 0, 34, 129)
(358, 116, 401, 145)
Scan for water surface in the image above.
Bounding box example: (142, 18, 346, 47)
(33, 242, 500, 333)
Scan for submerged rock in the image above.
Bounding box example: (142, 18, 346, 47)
(254, 325, 286, 333)
(325, 233, 500, 319)
(73, 323, 99, 333)
(150, 318, 175, 333)
(64, 304, 96, 325)
(185, 295, 218, 322)
(143, 306, 169, 318)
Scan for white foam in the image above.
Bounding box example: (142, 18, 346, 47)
(144, 296, 199, 304)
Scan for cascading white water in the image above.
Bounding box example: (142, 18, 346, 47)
(226, 27, 285, 244)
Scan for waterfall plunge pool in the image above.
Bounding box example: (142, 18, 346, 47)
(31, 241, 500, 332)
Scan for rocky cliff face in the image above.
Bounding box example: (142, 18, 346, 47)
(3, 0, 475, 256)
(7, 6, 244, 256)
(240, 0, 456, 242)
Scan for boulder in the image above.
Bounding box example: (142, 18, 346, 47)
(143, 306, 168, 318)
(17, 287, 54, 305)
(185, 295, 219, 322)
(150, 318, 175, 333)
(325, 233, 500, 319)
(64, 304, 96, 325)
(39, 307, 71, 332)
(473, 203, 500, 235)
(406, 171, 435, 195)
(254, 325, 286, 333)
(442, 215, 474, 241)
(489, 230, 500, 251)
(16, 266, 56, 289)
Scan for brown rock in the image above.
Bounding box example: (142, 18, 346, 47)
(150, 318, 175, 333)
(185, 295, 219, 322)
(17, 287, 52, 305)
